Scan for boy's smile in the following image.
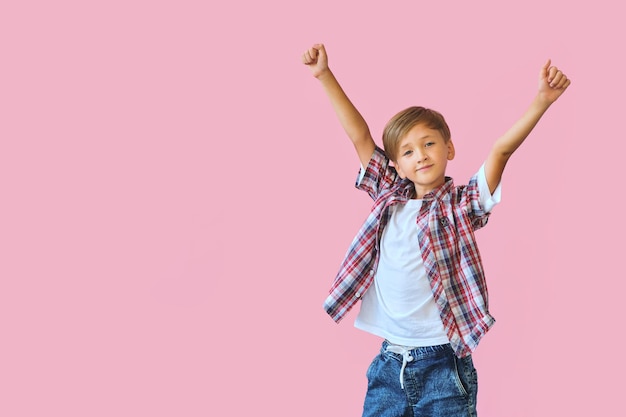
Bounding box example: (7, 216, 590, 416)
(394, 124, 455, 199)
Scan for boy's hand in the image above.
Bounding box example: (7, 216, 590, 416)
(302, 44, 330, 79)
(538, 60, 571, 105)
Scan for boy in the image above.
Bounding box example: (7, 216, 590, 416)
(302, 43, 570, 417)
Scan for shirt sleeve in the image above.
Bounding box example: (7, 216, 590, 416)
(356, 164, 367, 185)
(476, 163, 502, 213)
(355, 146, 400, 201)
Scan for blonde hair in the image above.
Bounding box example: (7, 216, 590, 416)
(382, 106, 451, 161)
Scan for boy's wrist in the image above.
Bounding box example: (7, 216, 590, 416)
(315, 68, 333, 81)
(531, 94, 553, 113)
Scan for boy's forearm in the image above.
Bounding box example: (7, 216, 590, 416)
(316, 70, 372, 144)
(492, 96, 552, 158)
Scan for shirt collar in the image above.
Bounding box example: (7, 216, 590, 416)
(395, 177, 455, 201)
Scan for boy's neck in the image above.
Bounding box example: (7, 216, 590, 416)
(411, 177, 452, 199)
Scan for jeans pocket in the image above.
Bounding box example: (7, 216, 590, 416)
(451, 355, 470, 397)
(453, 354, 478, 399)
(366, 353, 381, 381)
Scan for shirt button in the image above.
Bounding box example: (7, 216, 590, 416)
(355, 292, 361, 298)
(369, 270, 374, 275)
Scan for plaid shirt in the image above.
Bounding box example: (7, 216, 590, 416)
(324, 147, 496, 357)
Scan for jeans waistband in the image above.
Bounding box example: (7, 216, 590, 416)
(381, 340, 452, 359)
(382, 340, 453, 390)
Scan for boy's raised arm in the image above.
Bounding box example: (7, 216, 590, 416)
(302, 44, 376, 168)
(484, 60, 571, 193)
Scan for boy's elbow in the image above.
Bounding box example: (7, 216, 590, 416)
(490, 146, 514, 162)
(351, 130, 374, 146)
(499, 150, 514, 161)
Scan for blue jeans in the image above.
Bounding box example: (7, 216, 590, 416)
(362, 341, 478, 417)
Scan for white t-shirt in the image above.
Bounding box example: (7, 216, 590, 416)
(354, 164, 502, 346)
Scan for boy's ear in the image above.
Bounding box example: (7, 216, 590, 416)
(447, 140, 455, 160)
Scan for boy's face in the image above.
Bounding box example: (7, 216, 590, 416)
(394, 123, 455, 199)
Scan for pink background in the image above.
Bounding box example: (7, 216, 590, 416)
(1, 1, 624, 416)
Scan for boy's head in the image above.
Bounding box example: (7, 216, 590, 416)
(382, 106, 451, 162)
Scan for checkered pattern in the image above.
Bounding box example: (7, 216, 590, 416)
(324, 147, 495, 357)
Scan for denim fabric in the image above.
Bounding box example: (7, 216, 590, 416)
(362, 341, 478, 417)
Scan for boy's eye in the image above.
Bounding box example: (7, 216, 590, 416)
(403, 150, 413, 156)
(425, 142, 435, 147)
